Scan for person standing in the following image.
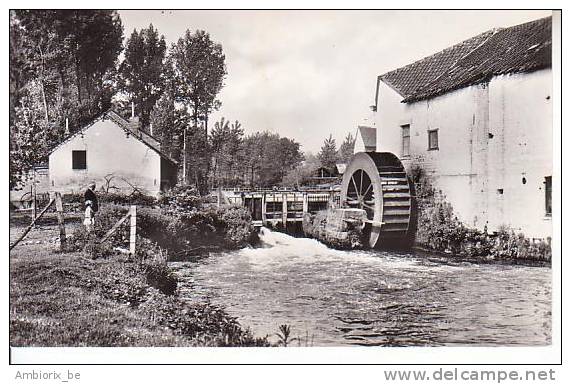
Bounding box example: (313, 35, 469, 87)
(83, 200, 95, 232)
(84, 182, 99, 214)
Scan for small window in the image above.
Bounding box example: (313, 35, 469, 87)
(72, 150, 87, 170)
(545, 176, 552, 216)
(428, 129, 439, 150)
(401, 125, 410, 157)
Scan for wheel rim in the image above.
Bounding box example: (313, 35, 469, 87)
(340, 153, 384, 248)
(341, 152, 412, 248)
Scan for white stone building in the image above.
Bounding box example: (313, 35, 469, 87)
(48, 110, 178, 197)
(363, 16, 553, 239)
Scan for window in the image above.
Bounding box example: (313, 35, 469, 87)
(545, 176, 552, 216)
(72, 150, 87, 170)
(428, 129, 439, 150)
(401, 125, 410, 157)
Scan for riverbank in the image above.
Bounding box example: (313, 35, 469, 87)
(9, 205, 268, 347)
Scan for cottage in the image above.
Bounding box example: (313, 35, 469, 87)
(49, 110, 178, 197)
(365, 16, 553, 239)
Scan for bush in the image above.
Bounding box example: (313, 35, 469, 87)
(142, 259, 177, 296)
(158, 185, 202, 212)
(214, 206, 257, 248)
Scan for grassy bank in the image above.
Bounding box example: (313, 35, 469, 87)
(10, 189, 268, 347)
(10, 243, 268, 346)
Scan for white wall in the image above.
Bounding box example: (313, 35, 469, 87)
(487, 69, 552, 237)
(374, 69, 552, 239)
(49, 118, 162, 196)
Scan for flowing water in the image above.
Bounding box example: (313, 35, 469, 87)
(171, 228, 551, 346)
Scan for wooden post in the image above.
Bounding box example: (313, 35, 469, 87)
(303, 192, 309, 215)
(31, 182, 36, 221)
(129, 205, 137, 254)
(99, 211, 131, 244)
(282, 193, 288, 227)
(54, 192, 66, 250)
(261, 193, 267, 226)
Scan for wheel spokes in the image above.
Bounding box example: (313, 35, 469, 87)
(362, 183, 373, 199)
(351, 176, 360, 198)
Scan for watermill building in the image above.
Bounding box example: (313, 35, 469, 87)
(365, 16, 553, 239)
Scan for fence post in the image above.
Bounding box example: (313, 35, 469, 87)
(54, 192, 66, 250)
(261, 193, 267, 226)
(31, 184, 36, 222)
(302, 192, 309, 215)
(282, 193, 288, 227)
(129, 205, 137, 254)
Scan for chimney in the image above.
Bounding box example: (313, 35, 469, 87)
(128, 102, 141, 136)
(65, 118, 69, 135)
(150, 123, 153, 136)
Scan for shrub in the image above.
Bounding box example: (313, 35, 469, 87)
(142, 259, 177, 296)
(214, 205, 257, 248)
(158, 185, 202, 212)
(66, 205, 130, 257)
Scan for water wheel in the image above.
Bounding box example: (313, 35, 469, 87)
(340, 152, 413, 248)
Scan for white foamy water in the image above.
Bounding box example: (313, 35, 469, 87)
(171, 228, 551, 346)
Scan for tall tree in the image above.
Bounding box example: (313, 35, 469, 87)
(169, 29, 226, 187)
(119, 24, 166, 129)
(318, 134, 339, 170)
(338, 132, 356, 163)
(170, 29, 226, 136)
(150, 90, 188, 164)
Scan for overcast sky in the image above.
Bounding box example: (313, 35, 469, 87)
(119, 10, 552, 153)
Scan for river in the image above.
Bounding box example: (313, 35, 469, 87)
(171, 228, 551, 346)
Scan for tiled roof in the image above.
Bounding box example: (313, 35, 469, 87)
(380, 16, 552, 103)
(50, 110, 178, 165)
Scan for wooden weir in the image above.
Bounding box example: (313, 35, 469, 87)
(219, 188, 341, 227)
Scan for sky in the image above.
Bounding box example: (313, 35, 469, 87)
(119, 10, 552, 154)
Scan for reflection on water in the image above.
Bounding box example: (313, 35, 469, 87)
(171, 228, 551, 346)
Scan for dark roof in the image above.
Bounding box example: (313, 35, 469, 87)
(379, 17, 552, 103)
(49, 110, 178, 165)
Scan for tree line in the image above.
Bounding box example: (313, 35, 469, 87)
(10, 10, 356, 193)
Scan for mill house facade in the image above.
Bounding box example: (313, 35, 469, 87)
(361, 16, 553, 239)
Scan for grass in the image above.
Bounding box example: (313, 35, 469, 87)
(9, 215, 269, 347)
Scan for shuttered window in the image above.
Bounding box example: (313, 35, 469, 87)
(72, 150, 87, 170)
(428, 129, 439, 150)
(401, 125, 410, 157)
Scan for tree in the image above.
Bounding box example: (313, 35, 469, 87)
(9, 10, 123, 188)
(169, 29, 226, 188)
(10, 95, 50, 189)
(170, 29, 226, 136)
(318, 134, 339, 171)
(210, 118, 244, 187)
(150, 91, 189, 164)
(338, 132, 356, 163)
(282, 152, 320, 188)
(119, 24, 166, 129)
(240, 132, 304, 187)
